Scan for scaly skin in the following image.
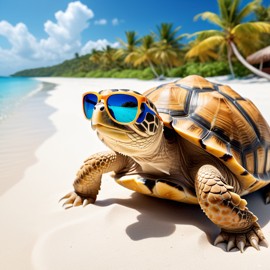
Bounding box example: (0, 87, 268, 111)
(60, 151, 129, 207)
(61, 86, 269, 252)
(195, 165, 268, 252)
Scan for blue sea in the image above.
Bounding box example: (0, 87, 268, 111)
(0, 77, 41, 121)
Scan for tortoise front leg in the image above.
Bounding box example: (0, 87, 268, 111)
(60, 151, 128, 208)
(195, 164, 268, 252)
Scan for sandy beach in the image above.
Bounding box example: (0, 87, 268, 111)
(0, 76, 270, 270)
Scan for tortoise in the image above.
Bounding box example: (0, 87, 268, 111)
(61, 75, 270, 252)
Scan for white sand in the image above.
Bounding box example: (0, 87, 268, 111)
(0, 77, 270, 270)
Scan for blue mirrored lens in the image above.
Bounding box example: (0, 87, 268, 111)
(107, 94, 138, 123)
(83, 94, 98, 119)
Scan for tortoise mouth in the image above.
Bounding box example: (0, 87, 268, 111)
(93, 123, 135, 144)
(92, 123, 133, 133)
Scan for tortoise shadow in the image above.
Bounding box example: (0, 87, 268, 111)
(95, 188, 269, 251)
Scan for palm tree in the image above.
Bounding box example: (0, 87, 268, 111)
(152, 40, 182, 70)
(185, 31, 224, 62)
(254, 3, 270, 22)
(152, 23, 184, 76)
(100, 46, 118, 70)
(115, 31, 141, 67)
(89, 49, 102, 64)
(89, 46, 118, 70)
(155, 23, 183, 48)
(125, 34, 160, 77)
(254, 3, 270, 44)
(186, 0, 270, 79)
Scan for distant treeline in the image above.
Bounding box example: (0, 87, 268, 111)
(13, 56, 250, 79)
(13, 1, 270, 79)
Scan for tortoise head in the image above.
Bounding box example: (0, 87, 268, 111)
(85, 89, 164, 156)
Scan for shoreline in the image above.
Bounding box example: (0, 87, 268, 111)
(0, 77, 270, 270)
(0, 79, 56, 123)
(0, 81, 57, 196)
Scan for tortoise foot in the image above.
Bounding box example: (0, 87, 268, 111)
(214, 222, 268, 252)
(59, 191, 95, 209)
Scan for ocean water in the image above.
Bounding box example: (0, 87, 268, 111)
(0, 77, 41, 121)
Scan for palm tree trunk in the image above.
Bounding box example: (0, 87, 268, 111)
(230, 42, 270, 81)
(160, 65, 165, 77)
(147, 59, 159, 78)
(259, 61, 263, 71)
(227, 44, 235, 79)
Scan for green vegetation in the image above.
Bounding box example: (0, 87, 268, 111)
(14, 54, 95, 77)
(168, 61, 250, 78)
(186, 0, 270, 79)
(13, 0, 270, 79)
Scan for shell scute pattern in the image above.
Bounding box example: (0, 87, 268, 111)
(144, 75, 270, 192)
(135, 107, 159, 135)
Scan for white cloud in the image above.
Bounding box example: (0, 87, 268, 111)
(94, 19, 107, 25)
(80, 39, 119, 55)
(0, 1, 119, 75)
(112, 18, 123, 26)
(0, 21, 39, 58)
(112, 18, 119, 25)
(39, 1, 94, 59)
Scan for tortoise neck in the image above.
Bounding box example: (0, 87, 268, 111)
(131, 127, 178, 166)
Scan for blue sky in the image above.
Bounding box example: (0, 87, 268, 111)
(0, 0, 269, 75)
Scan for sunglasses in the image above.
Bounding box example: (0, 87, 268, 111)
(82, 91, 160, 125)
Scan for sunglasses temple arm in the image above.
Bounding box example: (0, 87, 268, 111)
(145, 104, 163, 122)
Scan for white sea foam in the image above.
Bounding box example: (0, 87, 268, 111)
(0, 77, 44, 122)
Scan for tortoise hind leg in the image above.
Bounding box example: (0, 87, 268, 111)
(195, 164, 268, 252)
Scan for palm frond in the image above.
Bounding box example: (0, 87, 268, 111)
(232, 21, 270, 36)
(234, 35, 266, 56)
(117, 38, 127, 48)
(141, 35, 155, 49)
(155, 23, 183, 48)
(187, 30, 224, 41)
(186, 35, 225, 62)
(218, 0, 229, 23)
(125, 31, 140, 47)
(228, 0, 240, 24)
(171, 25, 182, 36)
(194, 12, 223, 28)
(124, 52, 137, 65)
(254, 4, 270, 22)
(236, 0, 262, 23)
(114, 48, 125, 59)
(232, 22, 270, 56)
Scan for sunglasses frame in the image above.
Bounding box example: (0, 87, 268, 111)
(82, 91, 161, 125)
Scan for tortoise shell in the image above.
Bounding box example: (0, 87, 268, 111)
(144, 75, 270, 194)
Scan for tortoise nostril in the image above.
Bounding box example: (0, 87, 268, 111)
(94, 104, 105, 111)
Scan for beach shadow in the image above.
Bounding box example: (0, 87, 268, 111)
(96, 193, 217, 242)
(95, 188, 269, 250)
(0, 82, 57, 195)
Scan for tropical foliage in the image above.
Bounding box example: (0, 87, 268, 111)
(13, 0, 270, 80)
(186, 0, 270, 78)
(254, 3, 270, 22)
